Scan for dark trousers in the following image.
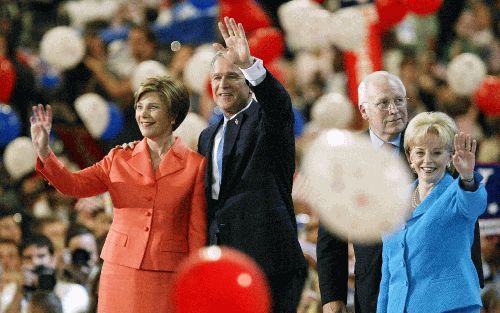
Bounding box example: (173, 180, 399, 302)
(268, 268, 307, 313)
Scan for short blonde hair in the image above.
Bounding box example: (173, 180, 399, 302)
(134, 76, 190, 131)
(404, 112, 458, 159)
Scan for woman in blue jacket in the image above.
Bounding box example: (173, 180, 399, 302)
(377, 112, 487, 313)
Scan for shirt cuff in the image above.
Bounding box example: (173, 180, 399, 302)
(239, 57, 266, 86)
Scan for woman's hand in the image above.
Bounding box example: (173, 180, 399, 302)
(213, 17, 253, 69)
(30, 104, 53, 161)
(452, 132, 476, 181)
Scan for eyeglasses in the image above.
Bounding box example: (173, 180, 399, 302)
(366, 97, 409, 111)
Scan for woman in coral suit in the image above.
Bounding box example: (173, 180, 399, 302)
(31, 76, 207, 313)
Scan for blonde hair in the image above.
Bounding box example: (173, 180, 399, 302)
(134, 76, 190, 131)
(404, 111, 458, 159)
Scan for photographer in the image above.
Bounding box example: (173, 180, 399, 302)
(4, 235, 89, 313)
(62, 225, 99, 289)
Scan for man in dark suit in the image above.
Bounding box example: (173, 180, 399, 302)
(197, 17, 307, 313)
(316, 71, 484, 313)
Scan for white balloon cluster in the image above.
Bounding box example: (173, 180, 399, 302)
(296, 129, 412, 243)
(4, 137, 37, 181)
(173, 112, 208, 149)
(183, 45, 216, 94)
(447, 53, 487, 96)
(132, 60, 170, 92)
(74, 93, 109, 138)
(311, 93, 354, 130)
(40, 26, 85, 71)
(278, 0, 369, 52)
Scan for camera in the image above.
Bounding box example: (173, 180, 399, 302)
(71, 248, 91, 267)
(24, 265, 57, 291)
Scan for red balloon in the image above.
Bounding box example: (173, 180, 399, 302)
(375, 0, 409, 31)
(248, 27, 284, 64)
(219, 0, 272, 33)
(171, 246, 271, 313)
(407, 0, 443, 15)
(0, 56, 16, 103)
(473, 76, 500, 117)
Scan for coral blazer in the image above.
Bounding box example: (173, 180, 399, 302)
(36, 137, 207, 271)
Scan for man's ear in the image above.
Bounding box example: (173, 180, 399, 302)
(359, 103, 368, 120)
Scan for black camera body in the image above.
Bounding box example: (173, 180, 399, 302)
(30, 265, 57, 291)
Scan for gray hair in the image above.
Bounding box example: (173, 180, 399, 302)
(358, 71, 406, 107)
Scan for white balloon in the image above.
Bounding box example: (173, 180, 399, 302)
(173, 112, 208, 149)
(329, 7, 368, 51)
(296, 129, 412, 243)
(131, 60, 170, 92)
(4, 137, 37, 181)
(40, 26, 85, 71)
(278, 0, 331, 51)
(311, 93, 355, 129)
(447, 53, 487, 96)
(74, 93, 109, 138)
(183, 45, 215, 94)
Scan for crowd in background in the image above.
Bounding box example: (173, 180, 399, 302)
(0, 0, 498, 312)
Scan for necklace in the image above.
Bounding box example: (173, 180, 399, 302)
(412, 186, 420, 208)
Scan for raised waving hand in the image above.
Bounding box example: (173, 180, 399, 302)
(452, 132, 477, 182)
(30, 104, 53, 161)
(213, 17, 253, 69)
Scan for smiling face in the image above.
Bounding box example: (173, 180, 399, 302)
(409, 133, 452, 185)
(135, 91, 174, 140)
(359, 75, 408, 142)
(211, 56, 251, 117)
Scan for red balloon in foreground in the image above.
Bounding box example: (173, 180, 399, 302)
(171, 246, 271, 313)
(474, 76, 500, 117)
(407, 0, 443, 15)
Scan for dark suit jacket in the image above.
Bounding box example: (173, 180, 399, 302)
(198, 71, 307, 276)
(316, 134, 484, 313)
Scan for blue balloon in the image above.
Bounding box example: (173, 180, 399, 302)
(101, 102, 124, 140)
(0, 105, 21, 147)
(188, 0, 217, 9)
(40, 71, 61, 91)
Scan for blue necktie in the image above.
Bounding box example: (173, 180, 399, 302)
(216, 123, 226, 183)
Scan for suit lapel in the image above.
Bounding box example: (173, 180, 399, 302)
(220, 101, 256, 190)
(127, 139, 156, 184)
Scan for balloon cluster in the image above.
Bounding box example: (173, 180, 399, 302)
(278, 0, 444, 52)
(74, 93, 124, 140)
(171, 246, 271, 313)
